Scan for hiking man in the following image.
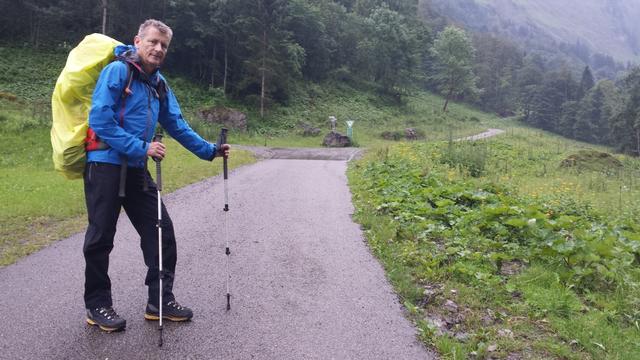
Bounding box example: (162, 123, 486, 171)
(83, 19, 230, 332)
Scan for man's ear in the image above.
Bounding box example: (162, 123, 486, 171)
(134, 35, 141, 48)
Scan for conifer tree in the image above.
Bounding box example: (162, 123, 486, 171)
(578, 65, 595, 99)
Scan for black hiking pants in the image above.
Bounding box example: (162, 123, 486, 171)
(83, 162, 177, 309)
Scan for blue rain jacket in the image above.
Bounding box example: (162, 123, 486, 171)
(87, 45, 216, 167)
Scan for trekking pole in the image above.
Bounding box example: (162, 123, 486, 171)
(118, 158, 127, 197)
(216, 128, 230, 310)
(153, 131, 164, 347)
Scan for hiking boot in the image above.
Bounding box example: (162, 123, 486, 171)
(86, 306, 126, 332)
(144, 300, 193, 322)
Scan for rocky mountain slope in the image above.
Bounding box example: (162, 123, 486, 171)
(424, 0, 640, 63)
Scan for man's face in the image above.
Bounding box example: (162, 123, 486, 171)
(134, 26, 171, 74)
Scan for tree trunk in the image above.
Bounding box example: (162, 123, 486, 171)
(101, 0, 108, 34)
(260, 30, 266, 118)
(223, 44, 228, 97)
(32, 13, 40, 49)
(210, 42, 216, 89)
(442, 88, 453, 112)
(101, 0, 107, 35)
(636, 128, 640, 156)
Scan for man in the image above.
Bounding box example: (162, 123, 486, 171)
(83, 19, 230, 332)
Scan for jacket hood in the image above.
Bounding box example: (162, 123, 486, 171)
(113, 44, 161, 83)
(114, 44, 139, 62)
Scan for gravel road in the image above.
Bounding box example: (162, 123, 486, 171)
(0, 149, 434, 359)
(457, 128, 505, 141)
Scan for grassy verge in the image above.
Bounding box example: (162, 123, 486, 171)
(348, 135, 640, 359)
(0, 122, 255, 266)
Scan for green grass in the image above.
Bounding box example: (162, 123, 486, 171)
(484, 125, 640, 218)
(348, 135, 640, 359)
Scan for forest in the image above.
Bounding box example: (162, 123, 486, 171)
(1, 0, 640, 155)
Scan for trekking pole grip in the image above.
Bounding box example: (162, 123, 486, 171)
(154, 132, 163, 191)
(217, 128, 228, 179)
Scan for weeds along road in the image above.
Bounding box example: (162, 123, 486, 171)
(0, 148, 434, 360)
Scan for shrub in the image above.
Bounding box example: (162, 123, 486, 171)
(440, 141, 488, 177)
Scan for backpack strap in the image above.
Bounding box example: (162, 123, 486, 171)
(86, 61, 135, 152)
(118, 63, 134, 127)
(116, 62, 136, 197)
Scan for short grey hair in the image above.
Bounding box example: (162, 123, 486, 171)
(138, 19, 173, 39)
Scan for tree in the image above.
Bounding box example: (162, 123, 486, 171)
(287, 0, 335, 81)
(557, 100, 578, 137)
(101, 0, 107, 34)
(577, 65, 595, 99)
(526, 74, 565, 131)
(516, 54, 545, 121)
(430, 26, 478, 112)
(473, 33, 523, 115)
(609, 68, 640, 154)
(574, 80, 620, 144)
(236, 0, 305, 117)
(357, 5, 419, 99)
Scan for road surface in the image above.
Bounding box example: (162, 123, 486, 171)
(0, 147, 434, 360)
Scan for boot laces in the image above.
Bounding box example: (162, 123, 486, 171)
(97, 307, 119, 320)
(166, 300, 184, 310)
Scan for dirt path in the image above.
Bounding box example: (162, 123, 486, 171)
(457, 128, 505, 141)
(0, 157, 433, 359)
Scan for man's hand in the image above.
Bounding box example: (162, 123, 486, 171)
(147, 141, 166, 160)
(219, 144, 231, 158)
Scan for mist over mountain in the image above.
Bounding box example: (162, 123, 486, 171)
(424, 0, 640, 67)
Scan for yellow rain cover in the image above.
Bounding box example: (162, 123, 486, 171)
(51, 33, 122, 179)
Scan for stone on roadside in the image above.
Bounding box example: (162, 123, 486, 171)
(444, 299, 458, 312)
(405, 128, 418, 140)
(322, 131, 351, 147)
(299, 122, 321, 137)
(197, 106, 247, 131)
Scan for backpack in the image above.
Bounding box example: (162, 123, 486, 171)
(51, 33, 130, 179)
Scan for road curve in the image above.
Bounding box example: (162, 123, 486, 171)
(0, 157, 434, 359)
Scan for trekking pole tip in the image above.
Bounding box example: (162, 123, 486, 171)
(226, 293, 231, 310)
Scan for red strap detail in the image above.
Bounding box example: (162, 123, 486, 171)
(128, 60, 144, 74)
(85, 128, 109, 151)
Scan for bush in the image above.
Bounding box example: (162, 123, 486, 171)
(441, 141, 488, 177)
